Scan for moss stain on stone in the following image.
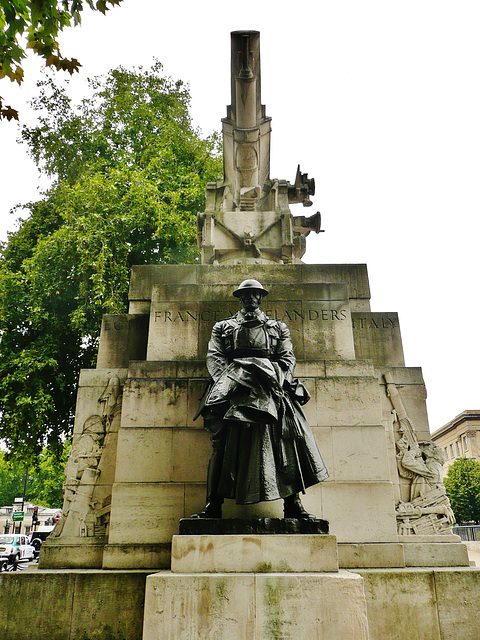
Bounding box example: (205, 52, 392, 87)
(215, 579, 227, 601)
(255, 560, 291, 573)
(263, 580, 285, 639)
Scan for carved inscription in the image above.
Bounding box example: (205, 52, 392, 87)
(154, 308, 347, 323)
(352, 316, 397, 330)
(103, 318, 128, 331)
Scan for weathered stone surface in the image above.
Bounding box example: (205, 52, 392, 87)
(96, 314, 149, 368)
(315, 376, 384, 426)
(325, 358, 376, 377)
(114, 428, 211, 484)
(338, 542, 406, 569)
(403, 542, 469, 567)
(352, 312, 405, 366)
(435, 568, 480, 639)
(49, 264, 448, 572)
(399, 534, 462, 543)
(4, 567, 480, 639)
(330, 425, 391, 482)
(300, 263, 371, 308)
(171, 429, 213, 482)
(143, 570, 369, 640)
(255, 572, 369, 639)
(359, 567, 480, 640)
(108, 483, 184, 544)
(320, 482, 398, 542)
(359, 569, 442, 640)
(146, 282, 355, 361)
(39, 538, 106, 569)
(128, 263, 371, 312)
(143, 573, 256, 640)
(69, 571, 148, 639)
(0, 570, 150, 640)
(171, 534, 337, 573)
(465, 541, 480, 566)
(295, 360, 327, 377)
(121, 378, 190, 428)
(114, 428, 174, 483)
(0, 572, 77, 639)
(102, 543, 171, 570)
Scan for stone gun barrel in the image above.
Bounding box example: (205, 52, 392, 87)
(221, 31, 272, 207)
(231, 30, 261, 130)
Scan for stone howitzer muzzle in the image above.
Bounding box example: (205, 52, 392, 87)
(225, 30, 267, 209)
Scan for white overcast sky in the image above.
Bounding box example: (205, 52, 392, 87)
(0, 0, 479, 433)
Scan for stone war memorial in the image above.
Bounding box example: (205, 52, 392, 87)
(2, 30, 480, 640)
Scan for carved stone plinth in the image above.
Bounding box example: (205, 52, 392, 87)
(143, 571, 370, 640)
(143, 533, 370, 640)
(179, 516, 329, 535)
(172, 533, 337, 573)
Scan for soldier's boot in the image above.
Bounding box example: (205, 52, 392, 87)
(191, 440, 224, 518)
(283, 493, 316, 519)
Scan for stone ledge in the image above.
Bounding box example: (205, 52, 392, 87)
(111, 359, 385, 379)
(3, 567, 480, 640)
(39, 539, 106, 570)
(102, 543, 171, 570)
(128, 263, 371, 301)
(338, 539, 470, 569)
(403, 542, 469, 567)
(398, 534, 461, 543)
(338, 542, 405, 568)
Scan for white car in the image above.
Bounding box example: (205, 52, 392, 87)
(0, 534, 36, 563)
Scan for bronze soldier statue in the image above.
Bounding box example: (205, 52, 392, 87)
(194, 279, 328, 519)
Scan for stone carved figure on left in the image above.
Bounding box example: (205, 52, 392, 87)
(384, 373, 455, 535)
(52, 375, 122, 538)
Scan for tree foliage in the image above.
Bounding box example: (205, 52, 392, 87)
(0, 447, 67, 508)
(0, 0, 122, 119)
(0, 62, 222, 461)
(444, 458, 480, 524)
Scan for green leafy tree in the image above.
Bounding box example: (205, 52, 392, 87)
(0, 447, 67, 507)
(444, 458, 480, 524)
(0, 0, 123, 119)
(0, 451, 24, 507)
(0, 62, 222, 461)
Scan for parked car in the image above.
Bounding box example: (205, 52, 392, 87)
(0, 534, 36, 564)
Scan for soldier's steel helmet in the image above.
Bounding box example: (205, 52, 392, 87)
(232, 279, 269, 298)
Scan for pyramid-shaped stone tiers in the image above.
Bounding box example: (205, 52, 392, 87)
(41, 263, 468, 571)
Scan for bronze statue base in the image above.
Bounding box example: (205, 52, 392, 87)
(179, 517, 329, 535)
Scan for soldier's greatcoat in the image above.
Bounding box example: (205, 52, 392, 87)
(200, 308, 328, 505)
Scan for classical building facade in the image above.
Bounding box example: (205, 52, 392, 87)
(0, 501, 60, 535)
(431, 410, 480, 470)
